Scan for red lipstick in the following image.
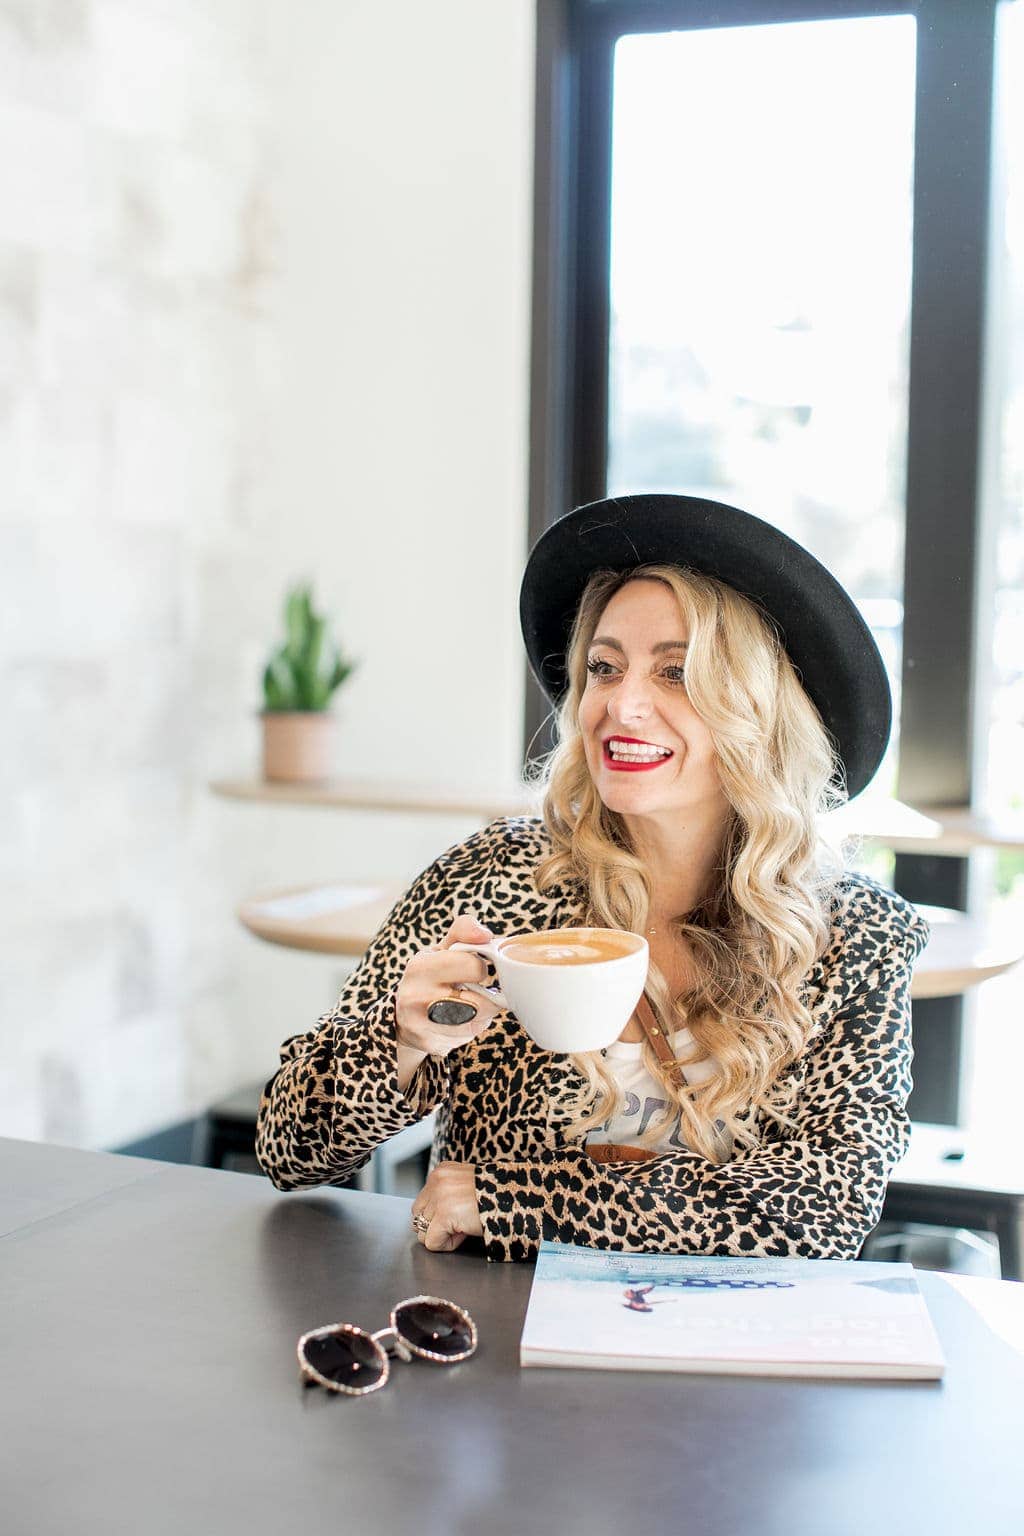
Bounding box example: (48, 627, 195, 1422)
(602, 735, 675, 772)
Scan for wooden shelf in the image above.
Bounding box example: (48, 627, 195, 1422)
(827, 799, 1024, 856)
(211, 776, 534, 820)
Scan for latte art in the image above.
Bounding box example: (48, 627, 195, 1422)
(499, 929, 639, 967)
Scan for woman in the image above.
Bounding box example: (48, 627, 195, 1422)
(256, 494, 928, 1263)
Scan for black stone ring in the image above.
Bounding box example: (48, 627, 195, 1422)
(426, 999, 479, 1027)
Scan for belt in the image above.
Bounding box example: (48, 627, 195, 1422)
(587, 1142, 655, 1164)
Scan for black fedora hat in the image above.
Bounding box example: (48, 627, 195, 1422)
(520, 493, 891, 800)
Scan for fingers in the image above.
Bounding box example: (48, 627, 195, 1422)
(410, 1193, 444, 1248)
(410, 1203, 466, 1253)
(396, 912, 501, 1058)
(399, 951, 499, 1043)
(439, 912, 494, 950)
(424, 1221, 466, 1253)
(405, 948, 491, 988)
(422, 1018, 488, 1050)
(399, 1008, 496, 1058)
(410, 1163, 478, 1252)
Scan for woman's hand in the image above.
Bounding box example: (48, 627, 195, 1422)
(411, 1162, 483, 1252)
(394, 913, 502, 1061)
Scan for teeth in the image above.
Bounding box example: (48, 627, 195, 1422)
(607, 741, 672, 762)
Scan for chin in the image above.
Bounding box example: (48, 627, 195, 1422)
(592, 774, 662, 815)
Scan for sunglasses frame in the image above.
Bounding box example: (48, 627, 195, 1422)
(297, 1293, 478, 1396)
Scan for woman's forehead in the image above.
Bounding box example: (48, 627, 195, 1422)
(593, 578, 688, 639)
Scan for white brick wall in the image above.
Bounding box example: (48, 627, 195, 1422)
(0, 0, 532, 1150)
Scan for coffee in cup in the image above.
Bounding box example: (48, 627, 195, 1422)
(451, 926, 648, 1053)
(496, 930, 639, 967)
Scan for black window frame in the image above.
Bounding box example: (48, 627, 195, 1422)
(527, 0, 1001, 1122)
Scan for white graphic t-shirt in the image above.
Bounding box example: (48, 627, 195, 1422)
(586, 1025, 733, 1159)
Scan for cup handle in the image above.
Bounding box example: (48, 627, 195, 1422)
(456, 981, 509, 1010)
(450, 940, 504, 963)
(449, 941, 508, 1011)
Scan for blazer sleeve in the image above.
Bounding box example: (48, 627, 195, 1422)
(255, 856, 462, 1191)
(473, 895, 929, 1263)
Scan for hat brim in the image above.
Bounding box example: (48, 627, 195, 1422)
(519, 494, 891, 800)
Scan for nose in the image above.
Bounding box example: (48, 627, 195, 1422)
(608, 668, 655, 725)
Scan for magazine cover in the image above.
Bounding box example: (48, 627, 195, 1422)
(520, 1241, 945, 1379)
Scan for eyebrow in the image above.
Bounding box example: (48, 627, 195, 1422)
(589, 635, 688, 654)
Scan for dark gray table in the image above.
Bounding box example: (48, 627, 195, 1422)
(2, 1138, 1023, 1536)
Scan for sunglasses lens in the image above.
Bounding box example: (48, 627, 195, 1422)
(394, 1300, 475, 1357)
(302, 1329, 385, 1389)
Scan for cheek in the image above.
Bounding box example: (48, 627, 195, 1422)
(688, 727, 725, 785)
(672, 708, 718, 766)
(577, 697, 606, 775)
(577, 690, 604, 740)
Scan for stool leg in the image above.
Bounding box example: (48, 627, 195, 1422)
(994, 1212, 1023, 1282)
(191, 1116, 213, 1167)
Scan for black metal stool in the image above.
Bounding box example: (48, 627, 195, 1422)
(193, 1083, 264, 1172)
(193, 1085, 431, 1193)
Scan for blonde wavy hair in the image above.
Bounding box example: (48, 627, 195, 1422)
(534, 564, 846, 1162)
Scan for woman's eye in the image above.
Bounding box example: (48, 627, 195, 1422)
(661, 665, 687, 685)
(586, 657, 616, 679)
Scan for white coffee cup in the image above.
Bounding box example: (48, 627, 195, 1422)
(450, 926, 649, 1053)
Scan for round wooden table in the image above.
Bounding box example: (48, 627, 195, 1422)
(237, 884, 1024, 999)
(238, 882, 404, 958)
(911, 904, 1024, 999)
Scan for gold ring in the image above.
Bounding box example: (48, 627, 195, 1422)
(412, 1214, 430, 1235)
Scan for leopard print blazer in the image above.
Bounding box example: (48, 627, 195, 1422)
(255, 817, 929, 1263)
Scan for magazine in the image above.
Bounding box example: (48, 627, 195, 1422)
(519, 1241, 945, 1380)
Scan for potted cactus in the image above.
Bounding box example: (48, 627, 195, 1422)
(260, 585, 356, 782)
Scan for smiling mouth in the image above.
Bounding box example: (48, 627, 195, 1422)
(603, 735, 674, 771)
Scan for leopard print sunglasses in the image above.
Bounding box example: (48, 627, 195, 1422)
(297, 1294, 478, 1396)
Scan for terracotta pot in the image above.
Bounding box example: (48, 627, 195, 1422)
(260, 712, 336, 783)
